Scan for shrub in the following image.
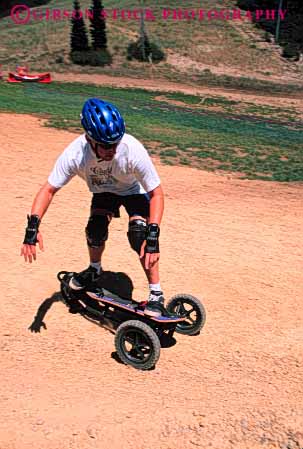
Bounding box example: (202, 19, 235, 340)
(264, 31, 272, 43)
(127, 37, 165, 63)
(55, 55, 64, 64)
(149, 42, 166, 63)
(70, 48, 112, 66)
(282, 43, 300, 60)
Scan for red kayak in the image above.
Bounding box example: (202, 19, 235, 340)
(8, 67, 51, 83)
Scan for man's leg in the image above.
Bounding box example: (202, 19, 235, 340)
(87, 243, 106, 273)
(86, 212, 112, 272)
(69, 213, 111, 290)
(138, 243, 160, 285)
(88, 244, 105, 264)
(124, 195, 165, 315)
(128, 216, 163, 300)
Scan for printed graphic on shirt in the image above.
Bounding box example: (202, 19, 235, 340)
(89, 166, 116, 187)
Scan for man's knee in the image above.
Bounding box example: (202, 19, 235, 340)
(127, 219, 147, 254)
(86, 214, 110, 248)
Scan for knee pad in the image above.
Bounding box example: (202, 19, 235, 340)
(127, 219, 147, 254)
(86, 215, 109, 248)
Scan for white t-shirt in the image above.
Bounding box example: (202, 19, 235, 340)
(48, 133, 161, 195)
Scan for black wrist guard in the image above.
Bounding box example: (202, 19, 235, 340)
(23, 214, 40, 245)
(145, 223, 160, 254)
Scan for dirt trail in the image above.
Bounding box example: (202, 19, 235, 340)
(1, 113, 302, 449)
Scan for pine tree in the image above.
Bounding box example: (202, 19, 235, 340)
(70, 0, 89, 53)
(237, 0, 303, 57)
(89, 0, 107, 50)
(138, 13, 151, 61)
(127, 11, 165, 63)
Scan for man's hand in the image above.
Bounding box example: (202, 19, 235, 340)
(21, 214, 43, 263)
(20, 183, 58, 263)
(21, 231, 44, 263)
(140, 241, 160, 270)
(140, 223, 160, 270)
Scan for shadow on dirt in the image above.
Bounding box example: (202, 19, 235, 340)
(29, 270, 134, 333)
(97, 270, 134, 300)
(110, 351, 157, 371)
(28, 291, 62, 333)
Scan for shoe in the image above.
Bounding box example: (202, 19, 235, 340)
(144, 291, 166, 317)
(69, 266, 101, 290)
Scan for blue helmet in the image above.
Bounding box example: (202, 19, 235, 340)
(81, 98, 125, 144)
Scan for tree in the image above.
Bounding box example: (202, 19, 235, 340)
(70, 0, 89, 53)
(283, 0, 303, 52)
(89, 0, 107, 50)
(237, 0, 303, 58)
(138, 13, 151, 61)
(127, 12, 165, 63)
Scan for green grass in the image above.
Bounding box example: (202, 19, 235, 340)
(0, 80, 302, 182)
(163, 92, 238, 107)
(156, 93, 301, 127)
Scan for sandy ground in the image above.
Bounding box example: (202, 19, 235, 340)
(1, 112, 303, 449)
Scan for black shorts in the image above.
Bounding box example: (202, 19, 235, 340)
(91, 192, 150, 218)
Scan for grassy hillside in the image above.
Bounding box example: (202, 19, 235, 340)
(0, 81, 302, 181)
(0, 0, 302, 92)
(1, 0, 302, 181)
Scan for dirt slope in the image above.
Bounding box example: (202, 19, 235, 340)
(1, 113, 302, 449)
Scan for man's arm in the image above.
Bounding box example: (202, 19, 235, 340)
(148, 184, 164, 225)
(30, 181, 60, 218)
(21, 182, 60, 263)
